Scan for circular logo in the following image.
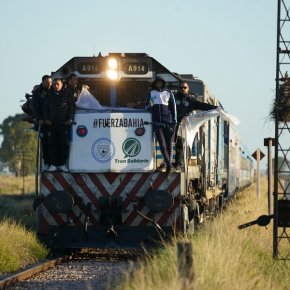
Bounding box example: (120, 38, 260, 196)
(76, 125, 88, 137)
(122, 138, 141, 158)
(91, 138, 115, 163)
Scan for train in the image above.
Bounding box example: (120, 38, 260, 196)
(34, 53, 255, 249)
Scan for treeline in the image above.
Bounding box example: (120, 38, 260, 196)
(0, 114, 37, 176)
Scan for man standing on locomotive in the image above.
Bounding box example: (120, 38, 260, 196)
(44, 78, 74, 172)
(174, 81, 218, 170)
(32, 75, 52, 171)
(66, 73, 81, 102)
(146, 76, 177, 174)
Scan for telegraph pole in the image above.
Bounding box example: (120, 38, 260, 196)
(273, 0, 290, 260)
(264, 138, 275, 215)
(252, 149, 265, 199)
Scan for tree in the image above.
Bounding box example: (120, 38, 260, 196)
(0, 114, 37, 176)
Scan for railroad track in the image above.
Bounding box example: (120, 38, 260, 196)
(0, 256, 69, 290)
(0, 249, 141, 290)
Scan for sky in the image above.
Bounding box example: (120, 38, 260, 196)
(0, 0, 277, 167)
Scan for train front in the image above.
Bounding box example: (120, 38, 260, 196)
(36, 53, 186, 249)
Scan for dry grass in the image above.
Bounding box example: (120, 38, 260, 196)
(0, 176, 46, 275)
(0, 175, 35, 195)
(0, 194, 35, 229)
(0, 175, 36, 228)
(121, 179, 290, 290)
(0, 219, 47, 274)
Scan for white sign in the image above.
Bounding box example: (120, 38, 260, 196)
(69, 111, 154, 172)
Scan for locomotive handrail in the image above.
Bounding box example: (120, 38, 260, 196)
(35, 124, 41, 197)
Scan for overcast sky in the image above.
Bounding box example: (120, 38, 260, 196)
(0, 0, 277, 166)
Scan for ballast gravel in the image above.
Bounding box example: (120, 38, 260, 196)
(6, 259, 133, 290)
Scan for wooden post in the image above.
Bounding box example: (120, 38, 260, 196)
(252, 149, 265, 200)
(256, 149, 261, 199)
(177, 242, 194, 288)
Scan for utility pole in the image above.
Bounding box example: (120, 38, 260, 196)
(264, 138, 276, 215)
(252, 149, 265, 199)
(273, 0, 290, 260)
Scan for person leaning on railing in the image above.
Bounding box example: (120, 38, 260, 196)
(174, 82, 218, 170)
(44, 78, 74, 172)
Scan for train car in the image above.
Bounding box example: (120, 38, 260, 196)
(35, 53, 254, 249)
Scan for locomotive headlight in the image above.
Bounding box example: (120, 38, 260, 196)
(107, 58, 119, 80)
(107, 69, 119, 80)
(108, 58, 118, 69)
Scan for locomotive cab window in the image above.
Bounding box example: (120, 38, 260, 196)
(80, 80, 151, 107)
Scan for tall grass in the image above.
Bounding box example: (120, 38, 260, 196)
(0, 194, 35, 229)
(121, 180, 290, 290)
(0, 219, 47, 274)
(0, 175, 35, 195)
(0, 175, 36, 228)
(0, 176, 46, 275)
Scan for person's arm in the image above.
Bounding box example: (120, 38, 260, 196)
(168, 91, 177, 123)
(65, 91, 74, 125)
(32, 90, 41, 122)
(43, 93, 52, 126)
(189, 97, 218, 112)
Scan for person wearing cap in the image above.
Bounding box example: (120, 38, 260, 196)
(174, 82, 218, 170)
(146, 76, 177, 174)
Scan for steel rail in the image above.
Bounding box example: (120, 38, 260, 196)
(0, 256, 70, 290)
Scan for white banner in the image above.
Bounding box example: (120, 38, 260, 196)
(69, 111, 154, 172)
(180, 108, 240, 150)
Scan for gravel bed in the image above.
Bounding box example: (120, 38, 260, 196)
(6, 259, 134, 290)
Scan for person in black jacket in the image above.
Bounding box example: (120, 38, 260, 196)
(66, 73, 81, 102)
(146, 76, 177, 174)
(174, 82, 218, 170)
(44, 78, 74, 172)
(32, 75, 52, 171)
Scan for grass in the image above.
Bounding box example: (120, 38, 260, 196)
(0, 175, 37, 229)
(0, 175, 36, 195)
(0, 176, 47, 275)
(0, 219, 48, 274)
(121, 179, 290, 290)
(0, 194, 36, 229)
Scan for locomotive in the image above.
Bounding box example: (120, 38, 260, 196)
(35, 53, 254, 248)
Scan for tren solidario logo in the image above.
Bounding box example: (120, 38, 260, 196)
(122, 138, 141, 158)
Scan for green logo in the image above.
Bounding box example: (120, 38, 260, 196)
(122, 138, 141, 158)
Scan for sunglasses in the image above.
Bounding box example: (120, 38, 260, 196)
(180, 86, 188, 89)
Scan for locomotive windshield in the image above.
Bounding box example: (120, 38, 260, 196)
(79, 80, 151, 107)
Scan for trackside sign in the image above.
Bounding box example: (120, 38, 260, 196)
(69, 111, 154, 172)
